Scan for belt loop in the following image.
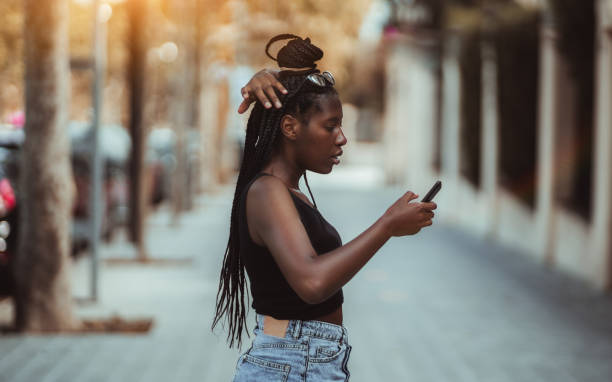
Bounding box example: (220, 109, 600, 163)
(292, 319, 302, 339)
(256, 314, 264, 331)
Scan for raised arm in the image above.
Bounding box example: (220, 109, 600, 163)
(246, 176, 436, 304)
(237, 69, 287, 113)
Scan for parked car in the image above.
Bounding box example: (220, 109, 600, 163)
(0, 121, 193, 297)
(146, 127, 176, 207)
(0, 127, 23, 297)
(146, 126, 201, 208)
(69, 121, 131, 253)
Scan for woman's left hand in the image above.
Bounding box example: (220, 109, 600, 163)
(238, 69, 288, 114)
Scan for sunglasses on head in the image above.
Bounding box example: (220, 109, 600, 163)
(306, 71, 335, 87)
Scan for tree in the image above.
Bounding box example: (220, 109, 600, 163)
(171, 0, 203, 216)
(0, 0, 24, 117)
(127, 0, 148, 259)
(14, 0, 77, 331)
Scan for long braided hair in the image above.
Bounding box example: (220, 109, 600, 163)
(212, 34, 338, 348)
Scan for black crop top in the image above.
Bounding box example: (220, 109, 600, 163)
(238, 172, 344, 319)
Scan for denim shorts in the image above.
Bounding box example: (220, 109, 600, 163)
(232, 314, 352, 381)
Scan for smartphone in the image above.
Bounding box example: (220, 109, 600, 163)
(421, 180, 442, 203)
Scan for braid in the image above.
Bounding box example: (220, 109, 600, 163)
(265, 34, 323, 70)
(212, 34, 337, 348)
(211, 108, 261, 349)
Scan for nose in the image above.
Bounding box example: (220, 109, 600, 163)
(336, 127, 347, 146)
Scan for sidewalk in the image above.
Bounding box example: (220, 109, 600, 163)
(1, 184, 243, 382)
(2, 166, 612, 381)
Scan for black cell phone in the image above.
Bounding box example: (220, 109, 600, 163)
(421, 180, 442, 203)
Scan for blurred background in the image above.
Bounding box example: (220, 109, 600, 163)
(2, 0, 612, 381)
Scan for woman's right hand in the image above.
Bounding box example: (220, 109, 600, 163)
(382, 191, 437, 237)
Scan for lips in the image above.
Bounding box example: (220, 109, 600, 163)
(330, 150, 343, 165)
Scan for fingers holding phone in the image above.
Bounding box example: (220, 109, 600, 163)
(383, 195, 432, 237)
(418, 180, 441, 228)
(420, 201, 437, 212)
(382, 182, 441, 237)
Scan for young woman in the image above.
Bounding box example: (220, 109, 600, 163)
(212, 34, 437, 381)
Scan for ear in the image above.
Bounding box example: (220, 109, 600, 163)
(280, 114, 300, 141)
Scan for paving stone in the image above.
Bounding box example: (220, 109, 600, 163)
(2, 171, 612, 382)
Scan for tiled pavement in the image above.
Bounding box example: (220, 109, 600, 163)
(2, 168, 612, 382)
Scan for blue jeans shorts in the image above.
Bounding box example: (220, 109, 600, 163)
(232, 314, 352, 381)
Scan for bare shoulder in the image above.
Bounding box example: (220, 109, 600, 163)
(249, 173, 285, 192)
(246, 174, 296, 220)
(248, 174, 289, 204)
(246, 174, 300, 245)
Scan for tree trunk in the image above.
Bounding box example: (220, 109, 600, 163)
(14, 0, 77, 331)
(185, 0, 204, 209)
(170, 0, 202, 218)
(170, 0, 188, 220)
(127, 0, 148, 259)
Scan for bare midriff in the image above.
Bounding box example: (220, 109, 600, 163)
(263, 305, 343, 338)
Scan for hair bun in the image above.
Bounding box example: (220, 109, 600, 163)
(265, 34, 323, 70)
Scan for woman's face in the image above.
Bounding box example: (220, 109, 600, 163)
(294, 94, 347, 174)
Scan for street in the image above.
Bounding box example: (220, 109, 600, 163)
(1, 168, 612, 382)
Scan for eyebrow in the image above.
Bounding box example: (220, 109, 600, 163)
(325, 116, 343, 123)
